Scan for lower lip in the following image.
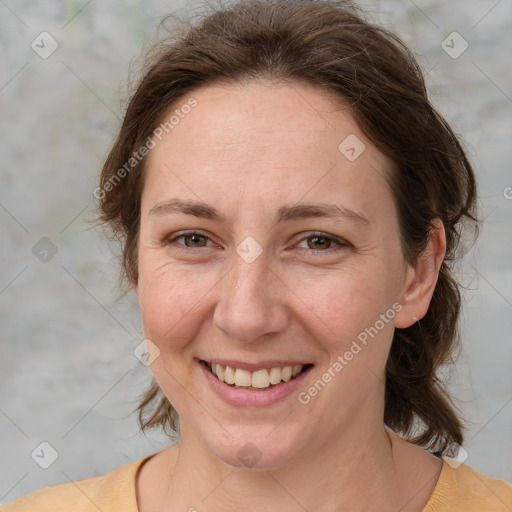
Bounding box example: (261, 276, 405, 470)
(199, 360, 313, 408)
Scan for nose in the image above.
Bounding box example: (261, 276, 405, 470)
(213, 248, 288, 344)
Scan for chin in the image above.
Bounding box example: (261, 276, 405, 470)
(202, 423, 308, 470)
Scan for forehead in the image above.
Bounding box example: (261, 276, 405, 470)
(142, 79, 394, 225)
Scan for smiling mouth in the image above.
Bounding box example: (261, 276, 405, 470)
(201, 360, 314, 390)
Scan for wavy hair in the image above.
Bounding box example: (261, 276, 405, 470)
(94, 0, 478, 454)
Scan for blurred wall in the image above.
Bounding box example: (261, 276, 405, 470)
(1, 0, 511, 503)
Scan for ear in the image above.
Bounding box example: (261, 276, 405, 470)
(395, 218, 446, 329)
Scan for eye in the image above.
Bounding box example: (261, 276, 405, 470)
(164, 230, 348, 254)
(166, 231, 215, 250)
(296, 232, 348, 253)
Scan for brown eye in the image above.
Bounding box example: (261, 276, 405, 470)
(306, 235, 332, 250)
(296, 233, 346, 253)
(181, 234, 208, 247)
(166, 231, 214, 251)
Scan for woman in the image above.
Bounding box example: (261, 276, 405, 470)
(4, 0, 511, 510)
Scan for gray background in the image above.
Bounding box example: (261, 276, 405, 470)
(1, 0, 511, 505)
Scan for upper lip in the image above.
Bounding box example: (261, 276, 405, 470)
(199, 358, 313, 371)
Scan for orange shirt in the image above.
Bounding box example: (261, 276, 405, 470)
(2, 455, 511, 511)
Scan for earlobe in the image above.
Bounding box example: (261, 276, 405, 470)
(395, 219, 446, 329)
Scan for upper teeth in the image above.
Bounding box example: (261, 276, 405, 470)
(209, 363, 304, 389)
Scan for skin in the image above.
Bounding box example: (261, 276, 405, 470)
(134, 79, 445, 511)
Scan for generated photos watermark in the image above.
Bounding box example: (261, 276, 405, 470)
(93, 97, 198, 200)
(298, 302, 403, 405)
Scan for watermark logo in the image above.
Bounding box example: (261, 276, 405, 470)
(236, 236, 263, 264)
(133, 338, 161, 366)
(32, 237, 58, 263)
(93, 97, 198, 200)
(441, 32, 468, 59)
(31, 441, 59, 469)
(31, 32, 59, 59)
(338, 134, 366, 161)
(237, 442, 263, 467)
(443, 442, 469, 469)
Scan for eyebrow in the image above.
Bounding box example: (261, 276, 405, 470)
(148, 198, 370, 226)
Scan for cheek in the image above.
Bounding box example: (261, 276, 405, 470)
(294, 264, 400, 408)
(137, 258, 219, 352)
(291, 264, 395, 343)
(298, 270, 398, 404)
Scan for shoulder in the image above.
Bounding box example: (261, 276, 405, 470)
(423, 456, 512, 511)
(1, 456, 151, 512)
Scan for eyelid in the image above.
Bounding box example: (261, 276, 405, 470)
(165, 230, 348, 253)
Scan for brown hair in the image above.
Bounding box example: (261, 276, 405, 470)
(95, 0, 478, 454)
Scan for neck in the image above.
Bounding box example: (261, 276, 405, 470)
(160, 420, 413, 511)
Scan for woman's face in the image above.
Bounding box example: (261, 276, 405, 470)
(136, 79, 416, 468)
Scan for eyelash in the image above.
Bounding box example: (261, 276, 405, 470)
(164, 230, 348, 255)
